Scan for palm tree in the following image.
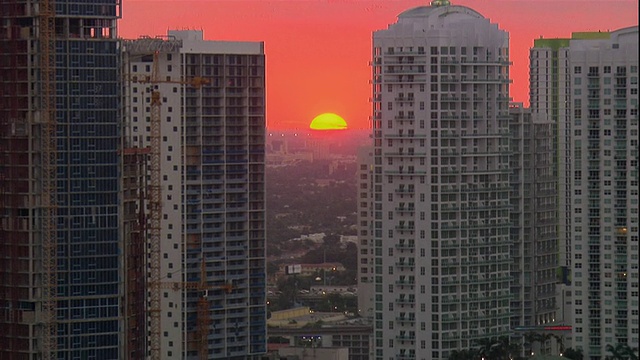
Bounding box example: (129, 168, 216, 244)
(550, 334, 565, 353)
(473, 336, 513, 360)
(448, 349, 477, 360)
(523, 331, 547, 355)
(562, 347, 584, 360)
(606, 343, 632, 360)
(608, 344, 640, 360)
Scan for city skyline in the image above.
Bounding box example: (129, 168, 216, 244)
(120, 0, 638, 130)
(1, 0, 638, 358)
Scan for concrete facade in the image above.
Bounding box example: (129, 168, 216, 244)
(123, 30, 267, 359)
(531, 27, 639, 358)
(368, 2, 511, 359)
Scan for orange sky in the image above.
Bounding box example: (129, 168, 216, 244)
(119, 0, 638, 130)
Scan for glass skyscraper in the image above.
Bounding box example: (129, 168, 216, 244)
(1, 0, 122, 358)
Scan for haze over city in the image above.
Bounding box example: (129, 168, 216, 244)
(121, 0, 638, 129)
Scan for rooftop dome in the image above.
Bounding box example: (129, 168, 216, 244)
(398, 3, 484, 21)
(397, 6, 440, 18)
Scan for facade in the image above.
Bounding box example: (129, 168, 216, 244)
(1, 1, 123, 359)
(357, 146, 374, 319)
(508, 103, 559, 352)
(269, 325, 373, 360)
(122, 30, 267, 359)
(531, 27, 639, 358)
(368, 2, 511, 359)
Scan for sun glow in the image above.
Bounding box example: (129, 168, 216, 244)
(310, 113, 348, 130)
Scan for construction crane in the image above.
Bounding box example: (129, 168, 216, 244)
(39, 0, 58, 357)
(134, 50, 209, 360)
(195, 273, 234, 360)
(192, 261, 233, 360)
(159, 261, 234, 360)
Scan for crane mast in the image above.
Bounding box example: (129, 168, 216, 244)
(148, 51, 163, 360)
(39, 0, 58, 357)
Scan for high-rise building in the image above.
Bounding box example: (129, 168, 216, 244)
(367, 1, 511, 358)
(1, 1, 122, 358)
(508, 103, 559, 352)
(531, 27, 639, 358)
(357, 146, 374, 320)
(123, 30, 267, 359)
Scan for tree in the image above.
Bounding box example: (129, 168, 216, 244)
(523, 331, 554, 355)
(606, 344, 639, 360)
(562, 347, 584, 360)
(474, 336, 513, 360)
(448, 349, 477, 360)
(606, 344, 626, 360)
(323, 233, 341, 247)
(550, 334, 565, 353)
(266, 261, 280, 276)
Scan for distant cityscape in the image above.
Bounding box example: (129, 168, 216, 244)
(0, 1, 638, 360)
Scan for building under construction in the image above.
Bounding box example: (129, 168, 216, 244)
(122, 30, 267, 359)
(121, 147, 148, 360)
(0, 0, 123, 358)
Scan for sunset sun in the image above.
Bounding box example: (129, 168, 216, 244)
(310, 113, 348, 130)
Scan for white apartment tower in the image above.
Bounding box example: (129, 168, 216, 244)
(530, 27, 639, 358)
(369, 2, 511, 359)
(357, 146, 375, 320)
(123, 30, 267, 359)
(508, 103, 559, 352)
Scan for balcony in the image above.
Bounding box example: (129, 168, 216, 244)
(466, 76, 511, 84)
(395, 187, 415, 194)
(395, 297, 416, 305)
(395, 262, 415, 270)
(395, 278, 415, 286)
(461, 59, 511, 65)
(396, 334, 415, 341)
(397, 354, 416, 360)
(385, 68, 424, 74)
(396, 316, 416, 324)
(395, 243, 415, 251)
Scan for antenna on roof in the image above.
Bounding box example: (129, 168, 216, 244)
(431, 0, 451, 6)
